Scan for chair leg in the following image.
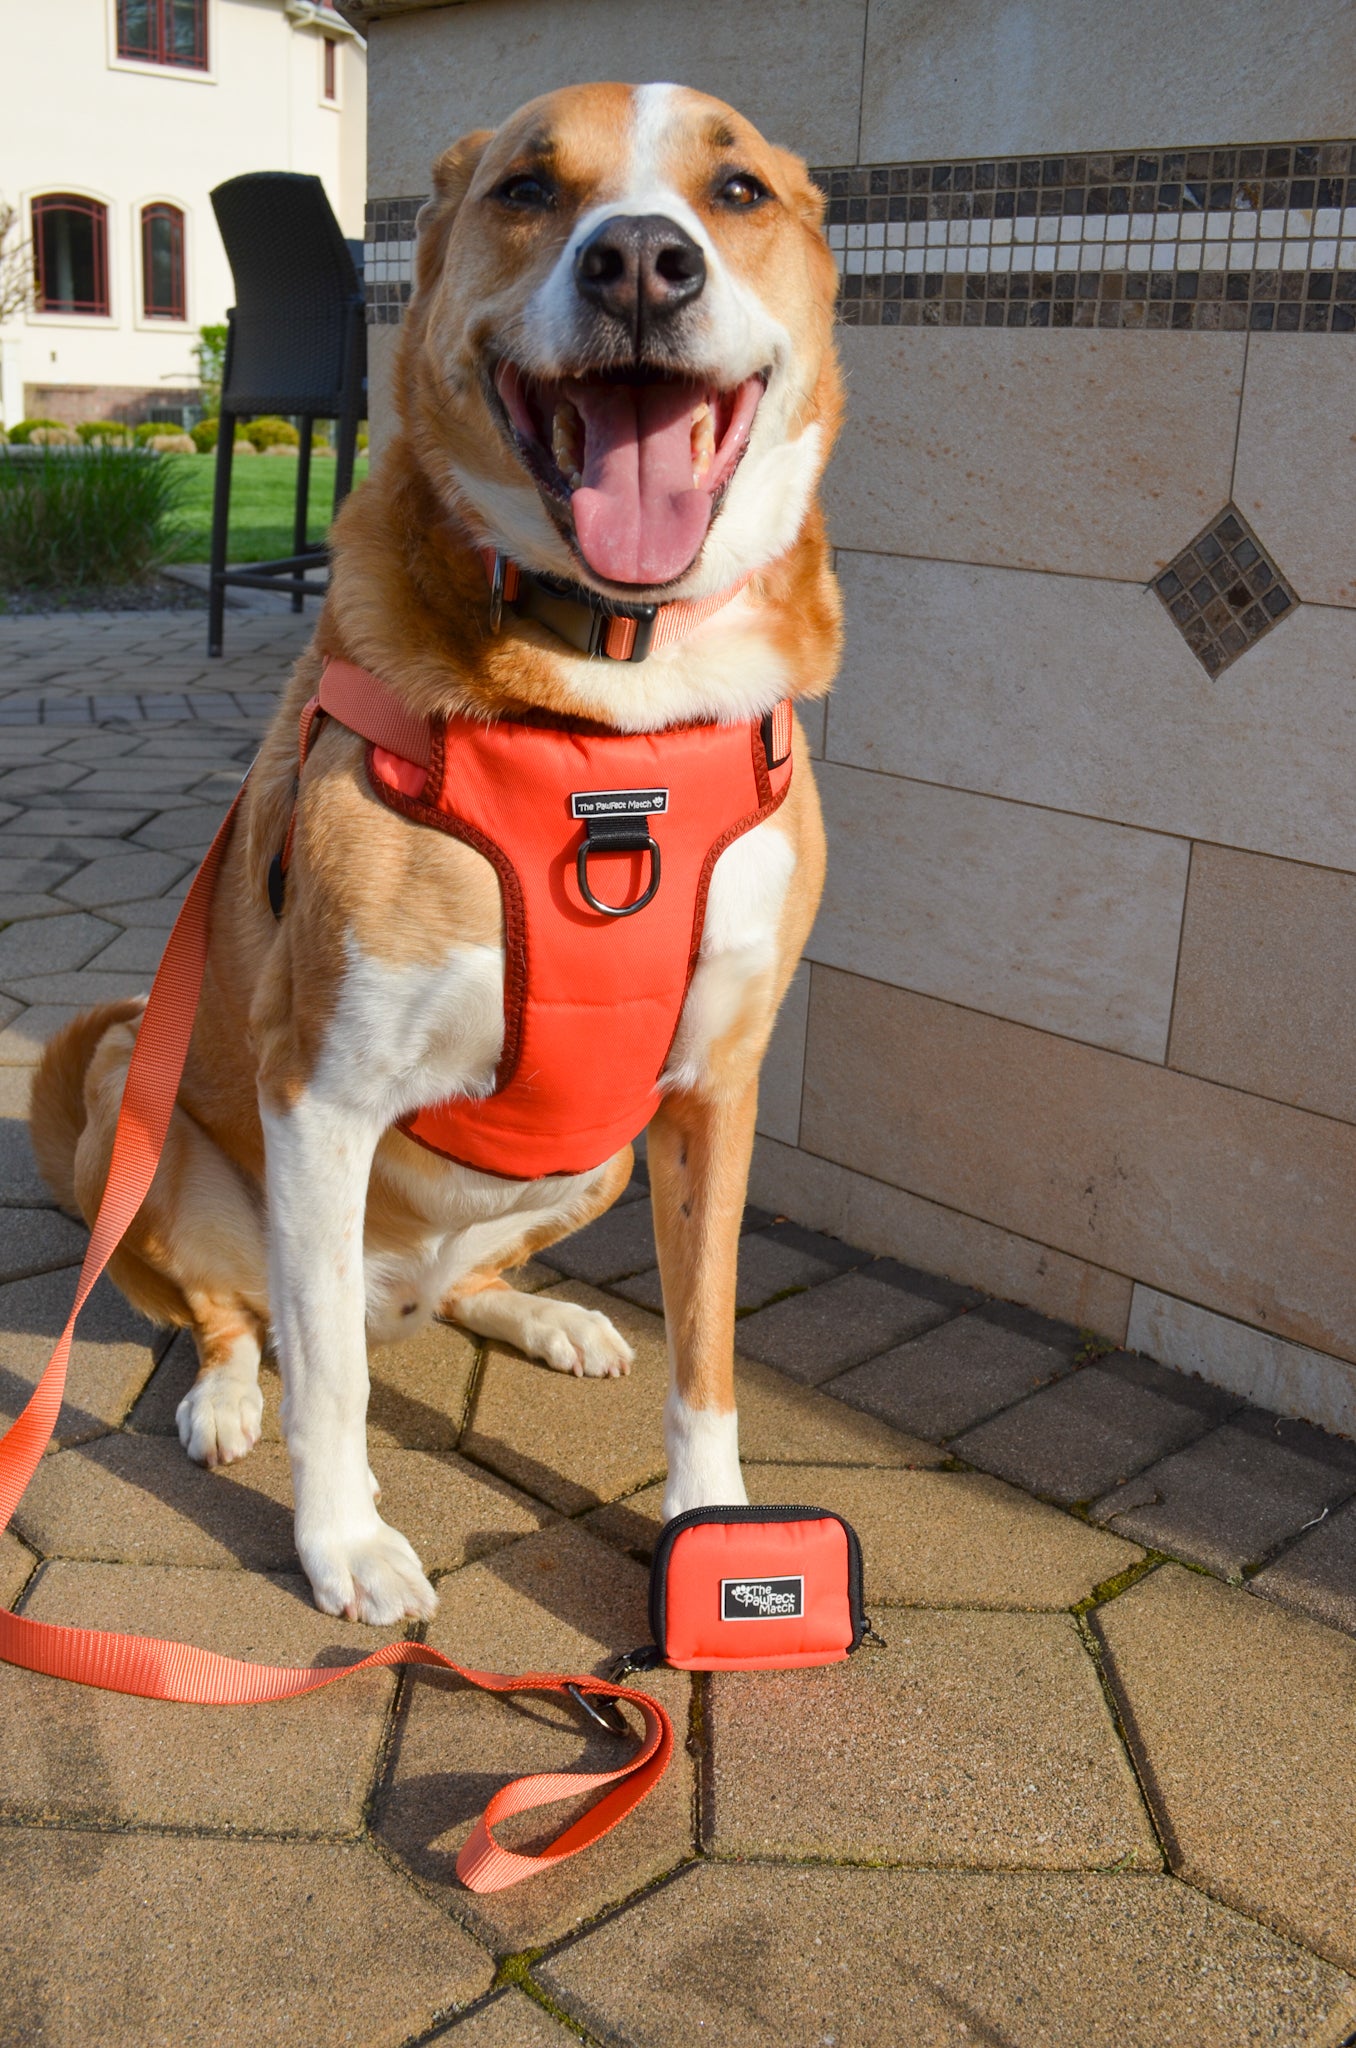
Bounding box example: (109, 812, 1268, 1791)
(292, 416, 313, 613)
(207, 413, 236, 658)
(333, 402, 358, 516)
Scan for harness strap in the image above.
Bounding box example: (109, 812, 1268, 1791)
(0, 791, 673, 1894)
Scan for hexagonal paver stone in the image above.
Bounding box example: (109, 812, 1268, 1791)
(0, 1005, 92, 1062)
(375, 1524, 694, 1952)
(0, 1830, 493, 2047)
(733, 1266, 973, 1385)
(464, 1285, 669, 1513)
(55, 849, 190, 909)
(950, 1356, 1235, 1506)
(705, 1610, 1156, 1869)
(540, 1864, 1356, 2048)
(736, 1355, 942, 1469)
(0, 1531, 35, 1608)
(1090, 1422, 1356, 1576)
(1, 1562, 402, 1833)
(615, 1224, 847, 1317)
(1253, 1498, 1356, 1635)
(0, 1268, 157, 1446)
(13, 1436, 544, 1575)
(830, 1302, 1082, 1441)
(0, 910, 119, 979)
(0, 1206, 86, 1283)
(131, 1317, 480, 1453)
(1095, 1563, 1356, 1971)
(446, 1991, 580, 2044)
(540, 1198, 657, 1284)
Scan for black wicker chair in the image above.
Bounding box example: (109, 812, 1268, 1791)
(206, 171, 366, 655)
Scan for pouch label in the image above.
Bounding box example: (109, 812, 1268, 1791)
(721, 1575, 804, 1621)
(571, 789, 669, 818)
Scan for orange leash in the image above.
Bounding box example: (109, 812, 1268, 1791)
(0, 792, 673, 1894)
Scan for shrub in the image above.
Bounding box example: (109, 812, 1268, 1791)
(194, 323, 227, 416)
(77, 420, 130, 445)
(28, 425, 80, 448)
(190, 417, 218, 453)
(357, 426, 369, 452)
(0, 444, 187, 589)
(7, 417, 64, 445)
(243, 414, 300, 450)
(133, 421, 177, 446)
(146, 432, 195, 454)
(232, 438, 257, 454)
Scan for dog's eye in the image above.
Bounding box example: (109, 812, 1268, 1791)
(715, 171, 770, 210)
(495, 174, 555, 210)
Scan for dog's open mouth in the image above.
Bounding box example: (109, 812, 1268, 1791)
(493, 361, 765, 587)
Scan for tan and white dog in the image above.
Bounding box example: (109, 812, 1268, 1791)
(30, 82, 844, 1626)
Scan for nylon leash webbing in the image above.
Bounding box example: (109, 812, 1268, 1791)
(0, 790, 673, 1893)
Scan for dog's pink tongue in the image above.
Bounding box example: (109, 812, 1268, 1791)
(568, 381, 711, 586)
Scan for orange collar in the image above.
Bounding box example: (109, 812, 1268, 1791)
(479, 548, 749, 663)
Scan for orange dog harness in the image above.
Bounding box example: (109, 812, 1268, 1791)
(281, 659, 795, 1179)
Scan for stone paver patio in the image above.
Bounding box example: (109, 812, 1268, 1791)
(1, 609, 1355, 2047)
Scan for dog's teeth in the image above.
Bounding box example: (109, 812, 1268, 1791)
(691, 402, 716, 483)
(551, 401, 583, 484)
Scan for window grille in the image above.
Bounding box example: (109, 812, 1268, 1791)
(33, 195, 110, 316)
(142, 203, 186, 319)
(323, 36, 337, 101)
(117, 0, 208, 71)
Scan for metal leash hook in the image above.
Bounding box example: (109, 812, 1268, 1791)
(565, 1681, 632, 1738)
(488, 550, 508, 635)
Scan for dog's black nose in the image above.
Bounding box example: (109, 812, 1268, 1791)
(574, 213, 706, 339)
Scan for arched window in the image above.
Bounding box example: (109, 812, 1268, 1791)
(117, 1, 208, 71)
(33, 195, 109, 316)
(142, 203, 185, 320)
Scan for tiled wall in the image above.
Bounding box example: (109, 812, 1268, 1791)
(356, 0, 1356, 1434)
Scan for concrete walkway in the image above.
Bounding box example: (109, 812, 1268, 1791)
(1, 610, 1354, 2048)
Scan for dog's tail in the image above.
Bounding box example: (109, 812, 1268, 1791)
(28, 999, 146, 1217)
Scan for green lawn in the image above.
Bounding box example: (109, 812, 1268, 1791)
(163, 451, 369, 565)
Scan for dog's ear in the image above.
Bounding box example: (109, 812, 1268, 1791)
(768, 143, 827, 232)
(412, 129, 494, 296)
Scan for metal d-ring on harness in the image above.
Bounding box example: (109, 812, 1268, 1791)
(571, 787, 666, 918)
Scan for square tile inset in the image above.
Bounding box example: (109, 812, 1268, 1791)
(1154, 505, 1298, 675)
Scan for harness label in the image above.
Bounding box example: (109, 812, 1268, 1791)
(721, 1575, 805, 1621)
(571, 788, 669, 819)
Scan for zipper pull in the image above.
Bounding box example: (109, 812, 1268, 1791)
(609, 1644, 662, 1682)
(861, 1620, 888, 1649)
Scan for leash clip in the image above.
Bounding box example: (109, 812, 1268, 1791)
(488, 550, 508, 635)
(565, 1682, 631, 1738)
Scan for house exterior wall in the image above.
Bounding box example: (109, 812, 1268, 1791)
(0, 0, 367, 426)
(351, 0, 1356, 1435)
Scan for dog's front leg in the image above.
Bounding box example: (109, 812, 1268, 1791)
(649, 1081, 759, 1518)
(262, 1086, 437, 1624)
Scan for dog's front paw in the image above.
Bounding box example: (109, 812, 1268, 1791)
(298, 1517, 438, 1626)
(452, 1287, 634, 1379)
(177, 1369, 263, 1468)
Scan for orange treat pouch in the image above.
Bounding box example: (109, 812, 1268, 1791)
(643, 1507, 873, 1672)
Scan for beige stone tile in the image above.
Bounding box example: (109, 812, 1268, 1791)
(132, 1317, 480, 1452)
(1169, 845, 1356, 1124)
(801, 970, 1356, 1368)
(826, 329, 1243, 582)
(449, 1993, 578, 2046)
(0, 969, 150, 1005)
(369, 0, 866, 193)
(13, 1435, 544, 1573)
(706, 1610, 1155, 1867)
(367, 321, 399, 458)
(749, 1138, 1134, 1342)
(0, 1268, 157, 1446)
(464, 1283, 668, 1512)
(0, 1830, 492, 2046)
(541, 1863, 1356, 2048)
(0, 1531, 35, 1608)
(3, 1562, 400, 1832)
(1127, 1288, 1356, 1442)
(754, 957, 808, 1145)
(0, 1004, 86, 1062)
(1234, 336, 1356, 609)
(859, 0, 1356, 160)
(1097, 1564, 1356, 1971)
(375, 1524, 694, 1951)
(829, 551, 1356, 874)
(811, 763, 1188, 1059)
(737, 1354, 943, 1468)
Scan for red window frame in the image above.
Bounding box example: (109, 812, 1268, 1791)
(323, 36, 337, 101)
(116, 0, 209, 72)
(141, 203, 186, 320)
(33, 195, 110, 317)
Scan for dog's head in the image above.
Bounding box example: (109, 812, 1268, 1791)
(397, 82, 842, 601)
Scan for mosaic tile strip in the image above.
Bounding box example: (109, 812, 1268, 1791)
(815, 141, 1356, 329)
(366, 142, 1356, 330)
(1154, 506, 1298, 675)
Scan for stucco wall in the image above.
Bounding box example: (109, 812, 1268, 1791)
(0, 0, 366, 424)
(356, 0, 1356, 1434)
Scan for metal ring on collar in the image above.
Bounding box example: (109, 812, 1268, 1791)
(576, 834, 662, 917)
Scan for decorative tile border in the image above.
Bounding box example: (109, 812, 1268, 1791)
(366, 141, 1356, 331)
(815, 142, 1356, 329)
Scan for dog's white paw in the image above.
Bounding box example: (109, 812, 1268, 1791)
(298, 1516, 437, 1626)
(453, 1288, 634, 1379)
(176, 1369, 264, 1468)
